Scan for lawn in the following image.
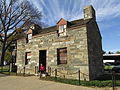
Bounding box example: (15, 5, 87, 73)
(40, 74, 120, 87)
(0, 65, 9, 72)
(0, 65, 120, 87)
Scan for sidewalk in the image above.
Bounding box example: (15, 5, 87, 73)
(0, 75, 119, 90)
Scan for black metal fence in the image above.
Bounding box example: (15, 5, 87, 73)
(47, 67, 89, 85)
(111, 70, 116, 90)
(0, 65, 117, 90)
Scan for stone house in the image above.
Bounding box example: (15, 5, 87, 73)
(16, 5, 103, 80)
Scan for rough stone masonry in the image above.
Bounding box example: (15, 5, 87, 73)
(16, 5, 103, 81)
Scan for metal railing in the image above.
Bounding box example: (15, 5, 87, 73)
(47, 67, 89, 85)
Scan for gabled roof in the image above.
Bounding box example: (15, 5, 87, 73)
(57, 18, 69, 25)
(57, 18, 67, 24)
(69, 18, 91, 27)
(35, 18, 91, 35)
(26, 29, 32, 34)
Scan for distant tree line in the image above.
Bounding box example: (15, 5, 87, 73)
(103, 51, 120, 54)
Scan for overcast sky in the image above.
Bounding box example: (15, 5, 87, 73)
(27, 0, 120, 53)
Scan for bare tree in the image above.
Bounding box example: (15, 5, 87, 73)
(0, 0, 42, 66)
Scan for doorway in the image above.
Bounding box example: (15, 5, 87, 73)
(39, 50, 46, 71)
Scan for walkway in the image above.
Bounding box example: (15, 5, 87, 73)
(0, 74, 119, 90)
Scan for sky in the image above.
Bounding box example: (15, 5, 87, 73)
(26, 0, 120, 53)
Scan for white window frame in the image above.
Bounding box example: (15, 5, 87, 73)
(27, 33, 32, 43)
(59, 25, 67, 36)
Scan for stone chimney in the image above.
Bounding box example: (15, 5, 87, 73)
(30, 24, 42, 35)
(30, 24, 42, 31)
(84, 5, 96, 20)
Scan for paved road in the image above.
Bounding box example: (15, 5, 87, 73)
(0, 74, 119, 90)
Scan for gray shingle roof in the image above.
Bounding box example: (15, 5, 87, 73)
(35, 18, 91, 35)
(18, 18, 92, 39)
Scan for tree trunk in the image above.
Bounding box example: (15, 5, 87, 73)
(0, 41, 6, 66)
(0, 44, 6, 72)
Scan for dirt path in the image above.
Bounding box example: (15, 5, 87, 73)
(0, 74, 119, 90)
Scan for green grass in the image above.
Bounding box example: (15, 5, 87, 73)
(40, 76, 120, 87)
(104, 65, 114, 70)
(0, 65, 17, 75)
(0, 65, 9, 72)
(0, 65, 120, 87)
(1, 71, 16, 75)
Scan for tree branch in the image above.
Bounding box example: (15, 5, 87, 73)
(0, 0, 42, 64)
(0, 35, 3, 43)
(6, 8, 27, 31)
(5, 38, 16, 52)
(6, 19, 30, 40)
(8, 15, 29, 30)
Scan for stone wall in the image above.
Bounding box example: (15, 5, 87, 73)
(87, 19, 103, 80)
(16, 20, 103, 80)
(16, 26, 90, 80)
(16, 39, 26, 73)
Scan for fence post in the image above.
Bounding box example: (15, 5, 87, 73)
(23, 66, 25, 76)
(36, 66, 38, 75)
(0, 66, 2, 72)
(114, 72, 116, 89)
(39, 71, 41, 79)
(48, 66, 51, 76)
(9, 64, 11, 75)
(35, 66, 36, 74)
(50, 67, 51, 76)
(112, 70, 116, 90)
(48, 67, 50, 75)
(55, 69, 57, 80)
(78, 70, 80, 85)
(16, 71, 17, 76)
(1, 66, 3, 73)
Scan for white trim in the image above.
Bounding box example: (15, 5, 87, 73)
(103, 60, 115, 63)
(103, 54, 120, 56)
(27, 56, 31, 59)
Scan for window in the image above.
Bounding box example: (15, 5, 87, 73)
(25, 52, 31, 65)
(26, 33, 32, 43)
(57, 47, 67, 65)
(58, 25, 66, 36)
